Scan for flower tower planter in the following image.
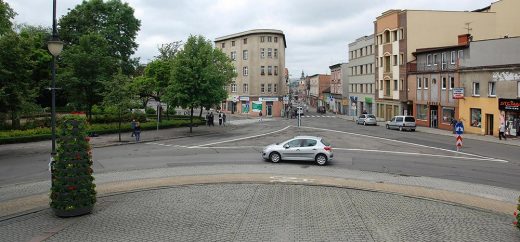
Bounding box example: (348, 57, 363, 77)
(50, 115, 96, 217)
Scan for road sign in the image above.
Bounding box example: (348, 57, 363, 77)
(453, 88, 464, 99)
(456, 135, 463, 151)
(455, 122, 464, 135)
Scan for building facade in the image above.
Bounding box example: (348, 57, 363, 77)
(374, 0, 520, 120)
(347, 35, 375, 116)
(329, 63, 349, 114)
(215, 29, 287, 117)
(308, 74, 331, 110)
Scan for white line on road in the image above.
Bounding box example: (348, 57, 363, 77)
(299, 126, 508, 163)
(193, 126, 292, 148)
(333, 148, 507, 163)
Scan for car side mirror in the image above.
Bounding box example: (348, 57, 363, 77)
(283, 144, 289, 149)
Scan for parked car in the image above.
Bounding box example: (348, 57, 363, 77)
(262, 136, 333, 165)
(356, 114, 377, 126)
(386, 116, 416, 131)
(317, 106, 326, 114)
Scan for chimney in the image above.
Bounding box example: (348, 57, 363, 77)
(458, 34, 471, 45)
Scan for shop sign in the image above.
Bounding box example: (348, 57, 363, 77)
(498, 98, 520, 111)
(259, 97, 279, 102)
(341, 99, 349, 105)
(365, 97, 373, 104)
(239, 96, 250, 101)
(453, 88, 464, 99)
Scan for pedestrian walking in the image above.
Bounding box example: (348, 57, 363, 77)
(205, 113, 210, 126)
(134, 122, 141, 142)
(450, 118, 457, 134)
(209, 112, 214, 126)
(218, 112, 223, 126)
(514, 118, 520, 137)
(222, 112, 226, 126)
(259, 111, 263, 122)
(130, 119, 136, 137)
(498, 122, 507, 140)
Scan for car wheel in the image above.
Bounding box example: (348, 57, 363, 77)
(411, 129, 416, 132)
(315, 154, 327, 166)
(399, 126, 403, 131)
(269, 152, 281, 163)
(386, 124, 389, 129)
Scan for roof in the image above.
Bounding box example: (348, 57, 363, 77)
(294, 136, 322, 139)
(413, 44, 467, 55)
(215, 29, 287, 48)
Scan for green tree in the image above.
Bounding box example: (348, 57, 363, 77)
(0, 31, 39, 128)
(103, 71, 133, 142)
(129, 75, 154, 109)
(60, 33, 118, 121)
(0, 0, 15, 35)
(165, 35, 235, 133)
(59, 0, 141, 74)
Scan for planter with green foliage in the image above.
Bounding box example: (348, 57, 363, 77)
(50, 115, 96, 217)
(515, 196, 519, 229)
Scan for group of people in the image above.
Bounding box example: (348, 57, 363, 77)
(130, 119, 141, 142)
(206, 111, 227, 126)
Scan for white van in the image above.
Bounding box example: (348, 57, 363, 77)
(386, 116, 416, 131)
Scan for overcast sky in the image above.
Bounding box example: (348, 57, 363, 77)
(9, 0, 494, 76)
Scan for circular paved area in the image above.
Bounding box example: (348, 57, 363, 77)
(1, 184, 518, 242)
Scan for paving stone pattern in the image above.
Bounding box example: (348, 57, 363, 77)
(1, 184, 518, 242)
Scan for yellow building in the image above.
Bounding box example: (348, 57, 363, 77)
(459, 97, 499, 136)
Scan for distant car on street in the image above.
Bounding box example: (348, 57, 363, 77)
(262, 136, 333, 165)
(386, 115, 416, 131)
(356, 114, 377, 126)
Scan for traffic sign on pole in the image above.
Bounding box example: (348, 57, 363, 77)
(456, 135, 463, 151)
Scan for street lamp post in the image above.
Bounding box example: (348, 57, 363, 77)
(48, 0, 64, 157)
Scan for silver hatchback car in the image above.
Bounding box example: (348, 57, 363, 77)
(262, 136, 333, 165)
(356, 114, 377, 126)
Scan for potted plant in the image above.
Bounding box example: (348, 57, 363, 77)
(50, 115, 96, 217)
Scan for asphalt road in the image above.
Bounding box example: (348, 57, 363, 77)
(1, 115, 519, 190)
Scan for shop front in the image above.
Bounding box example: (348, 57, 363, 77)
(499, 98, 520, 137)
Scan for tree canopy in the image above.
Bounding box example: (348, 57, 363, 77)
(165, 35, 235, 132)
(59, 0, 141, 74)
(0, 0, 15, 35)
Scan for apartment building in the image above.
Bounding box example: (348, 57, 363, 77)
(215, 29, 287, 117)
(329, 63, 349, 114)
(374, 0, 520, 121)
(347, 35, 375, 116)
(308, 74, 332, 109)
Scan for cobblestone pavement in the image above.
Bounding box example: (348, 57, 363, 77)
(0, 184, 518, 242)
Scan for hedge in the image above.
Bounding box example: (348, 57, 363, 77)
(0, 118, 204, 144)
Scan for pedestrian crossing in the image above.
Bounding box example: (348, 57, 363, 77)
(300, 115, 337, 118)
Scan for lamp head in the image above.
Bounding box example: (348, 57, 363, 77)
(47, 37, 64, 57)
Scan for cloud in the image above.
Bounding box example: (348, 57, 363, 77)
(9, 0, 495, 75)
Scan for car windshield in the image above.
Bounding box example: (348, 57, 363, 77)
(320, 139, 330, 146)
(367, 115, 376, 118)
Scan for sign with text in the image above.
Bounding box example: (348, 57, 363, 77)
(453, 88, 464, 99)
(498, 98, 520, 111)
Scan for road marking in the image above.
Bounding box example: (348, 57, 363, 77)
(269, 176, 315, 183)
(333, 148, 508, 163)
(299, 126, 508, 163)
(193, 126, 291, 147)
(146, 142, 172, 147)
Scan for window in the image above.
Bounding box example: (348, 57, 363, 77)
(450, 51, 456, 64)
(260, 36, 265, 42)
(267, 36, 272, 42)
(394, 80, 398, 91)
(441, 52, 447, 69)
(442, 107, 455, 124)
(230, 51, 236, 61)
(470, 108, 481, 127)
(393, 55, 398, 66)
(267, 83, 272, 92)
(360, 65, 364, 74)
(400, 54, 404, 65)
(274, 49, 278, 58)
(243, 66, 248, 76)
(360, 84, 364, 93)
(274, 84, 277, 93)
(399, 29, 404, 40)
(424, 77, 428, 89)
(488, 82, 496, 96)
(221, 43, 225, 48)
(267, 48, 272, 58)
(243, 83, 248, 92)
(473, 82, 480, 96)
(400, 80, 404, 91)
(231, 83, 237, 93)
(518, 82, 520, 97)
(416, 104, 427, 120)
(274, 37, 278, 43)
(274, 66, 278, 75)
(450, 77, 454, 89)
(384, 30, 390, 43)
(379, 57, 383, 67)
(433, 54, 438, 65)
(370, 84, 373, 93)
(268, 66, 272, 75)
(231, 41, 235, 47)
(243, 38, 247, 44)
(380, 80, 383, 90)
(260, 66, 265, 75)
(384, 56, 390, 72)
(261, 84, 265, 93)
(418, 78, 422, 90)
(458, 50, 464, 59)
(392, 30, 397, 42)
(442, 77, 447, 90)
(427, 54, 432, 66)
(260, 48, 265, 58)
(243, 50, 248, 60)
